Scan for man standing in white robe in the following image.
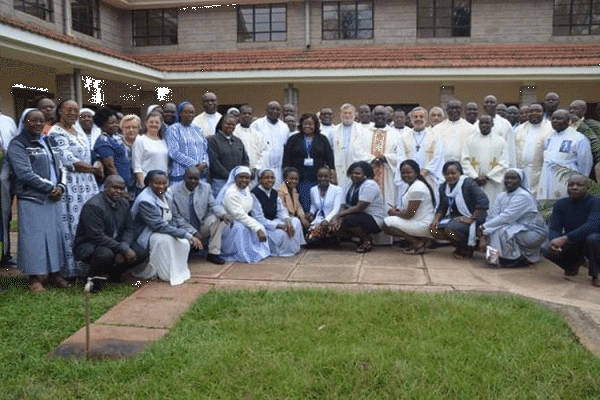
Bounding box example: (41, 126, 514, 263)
(192, 92, 222, 137)
(233, 105, 267, 177)
(483, 95, 516, 167)
(538, 109, 593, 201)
(354, 105, 400, 245)
(396, 107, 444, 207)
(330, 103, 364, 190)
(515, 103, 553, 196)
(462, 115, 509, 206)
(319, 108, 336, 144)
(250, 101, 290, 187)
(432, 100, 475, 162)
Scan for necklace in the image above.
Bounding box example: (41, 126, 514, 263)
(413, 131, 425, 152)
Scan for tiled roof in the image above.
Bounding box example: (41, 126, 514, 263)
(129, 44, 600, 72)
(3, 13, 600, 73)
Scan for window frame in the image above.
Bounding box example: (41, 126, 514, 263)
(237, 4, 288, 42)
(14, 0, 53, 21)
(552, 0, 600, 36)
(321, 1, 374, 40)
(417, 0, 471, 38)
(71, 0, 100, 38)
(132, 8, 178, 47)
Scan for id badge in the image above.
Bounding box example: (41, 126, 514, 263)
(304, 157, 314, 166)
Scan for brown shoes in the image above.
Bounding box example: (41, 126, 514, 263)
(29, 280, 46, 292)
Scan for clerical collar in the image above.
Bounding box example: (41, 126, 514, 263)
(413, 128, 425, 134)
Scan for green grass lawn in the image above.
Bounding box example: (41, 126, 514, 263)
(1, 285, 600, 399)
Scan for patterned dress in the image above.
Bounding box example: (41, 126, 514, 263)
(48, 124, 99, 277)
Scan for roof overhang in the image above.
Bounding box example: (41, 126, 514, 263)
(2, 19, 599, 89)
(102, 0, 294, 10)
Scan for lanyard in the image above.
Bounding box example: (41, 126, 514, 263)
(304, 136, 314, 156)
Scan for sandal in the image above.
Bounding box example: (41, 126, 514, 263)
(356, 239, 372, 253)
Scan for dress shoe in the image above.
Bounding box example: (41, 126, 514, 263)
(206, 253, 225, 265)
(1, 257, 17, 267)
(90, 279, 103, 293)
(592, 277, 600, 287)
(49, 274, 72, 288)
(29, 280, 46, 293)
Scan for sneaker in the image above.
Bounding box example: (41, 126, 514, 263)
(206, 253, 225, 265)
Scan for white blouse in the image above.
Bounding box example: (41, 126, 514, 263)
(132, 134, 169, 177)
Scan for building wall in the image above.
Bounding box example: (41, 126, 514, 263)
(0, 56, 58, 118)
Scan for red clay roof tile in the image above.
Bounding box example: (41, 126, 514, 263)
(3, 14, 600, 73)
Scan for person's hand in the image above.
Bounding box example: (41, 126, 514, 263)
(331, 215, 342, 231)
(421, 169, 430, 177)
(257, 230, 267, 242)
(549, 236, 568, 254)
(49, 186, 63, 201)
(124, 248, 137, 264)
(115, 253, 125, 265)
(190, 236, 204, 250)
(193, 231, 203, 240)
(93, 161, 104, 180)
(284, 220, 295, 238)
(456, 216, 473, 225)
(388, 206, 400, 216)
(197, 163, 208, 172)
(320, 220, 329, 229)
(475, 175, 488, 186)
(220, 214, 233, 224)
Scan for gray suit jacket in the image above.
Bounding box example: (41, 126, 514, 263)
(171, 181, 226, 230)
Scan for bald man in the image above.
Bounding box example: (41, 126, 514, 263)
(192, 92, 222, 137)
(251, 101, 290, 186)
(74, 175, 148, 292)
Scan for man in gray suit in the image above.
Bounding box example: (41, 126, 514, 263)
(171, 166, 231, 264)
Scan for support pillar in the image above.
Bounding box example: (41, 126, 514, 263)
(284, 83, 298, 115)
(519, 86, 537, 106)
(439, 85, 455, 111)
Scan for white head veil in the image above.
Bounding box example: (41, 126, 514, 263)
(216, 165, 252, 205)
(17, 108, 38, 134)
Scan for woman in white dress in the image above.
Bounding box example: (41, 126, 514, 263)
(217, 166, 270, 263)
(131, 170, 203, 285)
(48, 100, 103, 277)
(307, 166, 343, 244)
(383, 159, 436, 254)
(251, 169, 305, 256)
(132, 111, 169, 190)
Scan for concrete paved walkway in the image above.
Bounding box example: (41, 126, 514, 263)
(51, 243, 600, 359)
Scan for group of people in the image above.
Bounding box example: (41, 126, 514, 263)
(0, 88, 599, 293)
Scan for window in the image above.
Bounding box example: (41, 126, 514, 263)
(14, 0, 53, 21)
(132, 9, 178, 46)
(72, 0, 100, 38)
(322, 1, 373, 40)
(553, 0, 600, 36)
(237, 5, 287, 42)
(417, 0, 470, 38)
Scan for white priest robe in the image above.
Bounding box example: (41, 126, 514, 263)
(515, 120, 553, 196)
(355, 125, 400, 209)
(233, 124, 268, 172)
(461, 131, 508, 206)
(250, 116, 290, 186)
(192, 111, 222, 138)
(395, 127, 445, 207)
(432, 118, 476, 162)
(492, 114, 516, 168)
(330, 122, 365, 190)
(537, 127, 593, 200)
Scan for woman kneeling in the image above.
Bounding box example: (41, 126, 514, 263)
(132, 170, 203, 285)
(430, 161, 489, 260)
(330, 161, 387, 253)
(479, 169, 548, 268)
(383, 160, 436, 255)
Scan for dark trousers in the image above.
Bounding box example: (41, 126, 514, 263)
(543, 233, 600, 278)
(84, 243, 149, 281)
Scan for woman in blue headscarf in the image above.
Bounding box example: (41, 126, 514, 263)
(7, 108, 70, 291)
(479, 168, 548, 268)
(165, 101, 209, 183)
